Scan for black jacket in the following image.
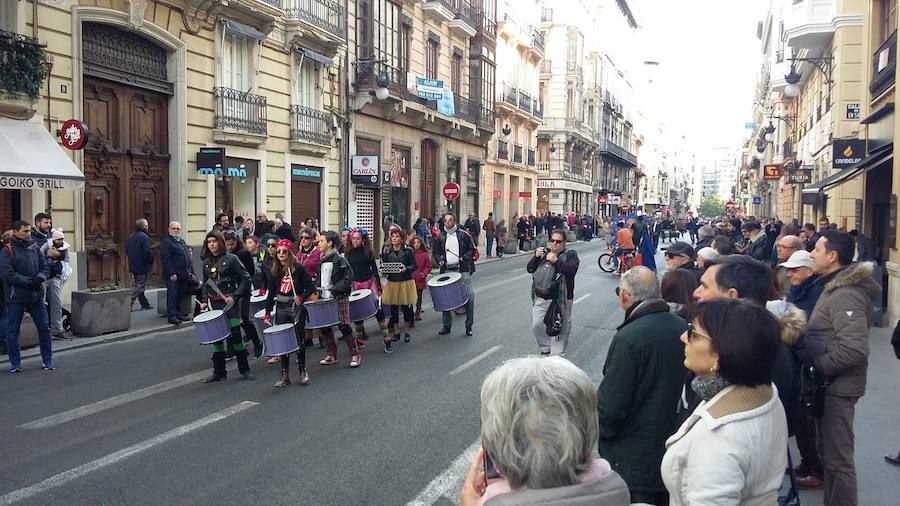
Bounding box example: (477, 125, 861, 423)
(786, 274, 824, 320)
(347, 247, 379, 283)
(745, 233, 770, 262)
(275, 223, 296, 243)
(435, 228, 476, 274)
(0, 236, 49, 304)
(526, 248, 580, 300)
(160, 235, 190, 280)
(694, 237, 712, 256)
(31, 228, 50, 249)
(126, 229, 154, 274)
(265, 264, 316, 314)
(250, 251, 273, 291)
(200, 252, 250, 302)
(317, 249, 354, 298)
(381, 246, 416, 282)
(855, 234, 875, 262)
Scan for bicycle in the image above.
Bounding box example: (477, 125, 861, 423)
(597, 247, 635, 275)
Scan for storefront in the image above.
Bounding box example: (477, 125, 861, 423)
(197, 147, 260, 219)
(290, 164, 322, 232)
(388, 145, 411, 229)
(536, 179, 592, 214)
(466, 161, 480, 217)
(352, 138, 381, 242)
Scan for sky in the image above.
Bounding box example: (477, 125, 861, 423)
(631, 0, 769, 159)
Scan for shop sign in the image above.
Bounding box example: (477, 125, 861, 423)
(763, 164, 783, 180)
(60, 119, 89, 150)
(291, 165, 322, 182)
(846, 103, 860, 119)
(466, 179, 478, 193)
(609, 195, 621, 205)
(535, 179, 592, 193)
(415, 77, 444, 100)
(832, 139, 865, 168)
(442, 181, 461, 200)
(351, 155, 380, 185)
(787, 170, 812, 184)
(0, 176, 82, 191)
(493, 189, 501, 198)
(519, 191, 532, 198)
(197, 147, 225, 173)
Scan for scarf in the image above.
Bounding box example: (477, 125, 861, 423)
(691, 374, 730, 402)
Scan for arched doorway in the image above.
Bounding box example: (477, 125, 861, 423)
(420, 139, 438, 220)
(81, 22, 171, 288)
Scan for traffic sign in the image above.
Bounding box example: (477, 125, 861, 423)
(598, 194, 607, 204)
(442, 181, 461, 200)
(725, 200, 736, 210)
(752, 196, 762, 205)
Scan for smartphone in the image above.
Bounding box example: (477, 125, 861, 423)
(482, 447, 500, 484)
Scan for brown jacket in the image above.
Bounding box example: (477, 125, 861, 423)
(804, 262, 881, 397)
(483, 218, 496, 234)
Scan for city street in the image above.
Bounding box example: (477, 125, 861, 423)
(1, 240, 899, 505)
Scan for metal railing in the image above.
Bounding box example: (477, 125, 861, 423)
(456, 0, 477, 28)
(479, 12, 497, 37)
(285, 0, 344, 38)
(259, 0, 284, 8)
(0, 30, 47, 98)
(497, 140, 509, 160)
(527, 148, 536, 166)
(597, 138, 637, 166)
(426, 0, 458, 11)
(214, 87, 268, 135)
(870, 30, 896, 97)
(501, 82, 543, 118)
(513, 144, 523, 163)
(290, 105, 330, 145)
(533, 30, 545, 52)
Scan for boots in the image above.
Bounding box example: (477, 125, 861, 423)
(275, 369, 291, 388)
(298, 367, 310, 385)
(203, 351, 227, 383)
(235, 350, 254, 380)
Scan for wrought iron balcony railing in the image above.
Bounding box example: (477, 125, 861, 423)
(214, 87, 268, 135)
(527, 148, 536, 166)
(456, 0, 477, 28)
(500, 83, 542, 118)
(0, 30, 47, 99)
(533, 30, 545, 52)
(598, 138, 637, 167)
(285, 0, 344, 38)
(497, 140, 509, 160)
(513, 143, 523, 163)
(871, 30, 897, 97)
(290, 105, 330, 145)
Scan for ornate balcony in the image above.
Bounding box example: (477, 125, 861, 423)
(871, 30, 897, 98)
(289, 105, 330, 154)
(0, 30, 47, 119)
(220, 0, 284, 28)
(498, 82, 542, 123)
(784, 0, 835, 50)
(449, 0, 477, 38)
(497, 140, 509, 160)
(213, 87, 268, 145)
(285, 0, 345, 45)
(532, 29, 545, 55)
(422, 0, 457, 23)
(513, 143, 523, 163)
(598, 138, 637, 167)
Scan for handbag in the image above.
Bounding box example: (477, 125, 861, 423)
(800, 362, 829, 418)
(543, 299, 563, 337)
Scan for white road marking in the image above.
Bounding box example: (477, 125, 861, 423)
(0, 401, 258, 505)
(449, 346, 502, 375)
(572, 293, 591, 305)
(18, 370, 212, 430)
(406, 439, 480, 506)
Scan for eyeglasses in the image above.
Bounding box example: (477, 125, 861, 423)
(265, 243, 277, 248)
(549, 239, 563, 244)
(614, 287, 621, 296)
(300, 236, 312, 240)
(686, 322, 713, 343)
(276, 249, 290, 255)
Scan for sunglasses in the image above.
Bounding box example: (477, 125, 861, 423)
(300, 236, 312, 240)
(549, 239, 563, 244)
(266, 243, 277, 248)
(614, 287, 621, 296)
(276, 249, 290, 255)
(686, 322, 713, 343)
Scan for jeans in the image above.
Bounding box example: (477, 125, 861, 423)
(485, 234, 495, 256)
(6, 300, 54, 369)
(532, 297, 572, 355)
(131, 273, 151, 308)
(442, 271, 474, 329)
(46, 277, 64, 334)
(165, 278, 186, 321)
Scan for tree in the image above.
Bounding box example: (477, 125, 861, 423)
(699, 195, 726, 218)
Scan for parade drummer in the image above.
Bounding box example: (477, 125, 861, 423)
(345, 227, 392, 353)
(199, 230, 255, 383)
(380, 226, 417, 344)
(316, 231, 360, 368)
(224, 230, 263, 358)
(297, 228, 322, 349)
(265, 239, 316, 387)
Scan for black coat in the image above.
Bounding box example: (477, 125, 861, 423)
(855, 234, 875, 261)
(526, 248, 580, 300)
(597, 299, 688, 494)
(381, 246, 416, 282)
(745, 234, 770, 262)
(317, 250, 354, 298)
(0, 236, 49, 304)
(126, 229, 155, 275)
(160, 235, 190, 280)
(265, 264, 316, 315)
(275, 224, 296, 243)
(201, 252, 250, 302)
(434, 228, 476, 274)
(786, 274, 824, 320)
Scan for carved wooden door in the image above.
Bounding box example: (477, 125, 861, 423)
(83, 77, 169, 288)
(421, 139, 437, 220)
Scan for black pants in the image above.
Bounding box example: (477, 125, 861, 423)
(630, 491, 668, 506)
(388, 304, 413, 329)
(238, 294, 261, 348)
(415, 289, 424, 313)
(275, 302, 306, 371)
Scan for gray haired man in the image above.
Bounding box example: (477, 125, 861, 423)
(126, 219, 154, 310)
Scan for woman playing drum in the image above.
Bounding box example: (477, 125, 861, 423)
(224, 230, 263, 358)
(264, 239, 316, 387)
(316, 231, 361, 367)
(381, 226, 417, 344)
(345, 228, 392, 353)
(297, 228, 322, 349)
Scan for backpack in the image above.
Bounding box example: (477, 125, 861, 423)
(544, 299, 563, 337)
(532, 252, 566, 299)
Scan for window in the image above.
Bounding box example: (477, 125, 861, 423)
(881, 0, 898, 42)
(426, 39, 439, 80)
(223, 30, 253, 91)
(480, 61, 495, 113)
(294, 59, 320, 109)
(358, 0, 400, 69)
(400, 23, 412, 71)
(451, 53, 462, 95)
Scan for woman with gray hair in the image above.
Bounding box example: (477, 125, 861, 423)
(460, 357, 630, 506)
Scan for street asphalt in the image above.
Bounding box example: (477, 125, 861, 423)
(1, 238, 898, 505)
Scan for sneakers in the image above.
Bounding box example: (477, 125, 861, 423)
(319, 355, 337, 366)
(404, 333, 411, 343)
(438, 327, 451, 335)
(384, 341, 393, 354)
(349, 355, 361, 368)
(391, 333, 401, 342)
(356, 338, 366, 350)
(252, 343, 263, 359)
(9, 367, 23, 373)
(465, 327, 473, 336)
(42, 362, 56, 371)
(202, 374, 226, 383)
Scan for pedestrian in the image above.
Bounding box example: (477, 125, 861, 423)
(465, 213, 480, 248)
(315, 231, 360, 367)
(381, 226, 417, 344)
(886, 318, 900, 466)
(244, 235, 269, 293)
(410, 235, 431, 323)
(710, 235, 733, 255)
(434, 213, 476, 336)
(661, 268, 699, 319)
(0, 230, 10, 356)
(775, 235, 804, 295)
(345, 228, 391, 352)
(803, 230, 881, 504)
(695, 247, 720, 271)
(296, 228, 322, 352)
(693, 225, 714, 255)
(495, 219, 507, 258)
(661, 298, 788, 505)
(848, 229, 875, 262)
(686, 216, 699, 243)
(41, 228, 71, 339)
(738, 221, 770, 262)
(459, 356, 631, 506)
(483, 212, 495, 257)
(224, 230, 263, 358)
(527, 229, 580, 356)
(264, 238, 315, 387)
(213, 213, 232, 232)
(126, 218, 154, 311)
(598, 266, 686, 505)
(274, 217, 296, 243)
(160, 221, 191, 326)
(0, 220, 55, 372)
(516, 216, 528, 251)
(31, 213, 61, 320)
(663, 242, 700, 280)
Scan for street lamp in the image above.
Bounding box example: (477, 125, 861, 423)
(783, 64, 801, 98)
(764, 121, 776, 142)
(374, 69, 390, 100)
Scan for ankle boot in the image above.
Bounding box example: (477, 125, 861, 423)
(298, 367, 309, 385)
(203, 351, 227, 383)
(235, 350, 254, 380)
(275, 369, 291, 387)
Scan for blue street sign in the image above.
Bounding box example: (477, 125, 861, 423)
(752, 196, 762, 205)
(745, 122, 756, 129)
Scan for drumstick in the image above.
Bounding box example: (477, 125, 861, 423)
(205, 278, 235, 312)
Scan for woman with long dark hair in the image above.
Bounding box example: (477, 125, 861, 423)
(316, 231, 360, 367)
(264, 239, 316, 387)
(660, 269, 699, 320)
(345, 228, 392, 353)
(381, 226, 417, 343)
(224, 230, 263, 358)
(410, 235, 431, 322)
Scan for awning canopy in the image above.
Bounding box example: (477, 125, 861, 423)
(224, 20, 267, 42)
(301, 48, 333, 66)
(0, 118, 85, 191)
(802, 143, 893, 195)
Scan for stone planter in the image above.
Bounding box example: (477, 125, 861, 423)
(566, 231, 576, 243)
(506, 236, 519, 254)
(71, 289, 132, 336)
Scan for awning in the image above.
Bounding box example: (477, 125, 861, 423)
(301, 48, 333, 66)
(802, 142, 893, 195)
(0, 118, 85, 191)
(224, 20, 266, 42)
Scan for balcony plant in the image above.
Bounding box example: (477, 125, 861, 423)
(0, 30, 47, 99)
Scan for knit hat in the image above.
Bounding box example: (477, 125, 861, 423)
(51, 229, 65, 241)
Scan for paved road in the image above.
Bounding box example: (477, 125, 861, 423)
(2, 239, 899, 505)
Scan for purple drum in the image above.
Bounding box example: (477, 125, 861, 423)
(250, 292, 268, 316)
(304, 298, 339, 329)
(193, 309, 229, 345)
(263, 323, 300, 356)
(427, 272, 468, 312)
(349, 289, 378, 321)
(252, 307, 275, 341)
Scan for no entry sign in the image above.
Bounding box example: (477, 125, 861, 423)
(725, 200, 736, 210)
(442, 181, 461, 200)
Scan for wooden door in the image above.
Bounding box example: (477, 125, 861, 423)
(83, 77, 170, 288)
(291, 180, 321, 233)
(421, 139, 437, 220)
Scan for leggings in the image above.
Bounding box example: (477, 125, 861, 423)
(275, 303, 305, 372)
(388, 304, 413, 328)
(238, 294, 261, 347)
(322, 323, 357, 357)
(415, 289, 424, 313)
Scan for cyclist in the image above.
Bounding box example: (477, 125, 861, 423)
(613, 221, 635, 268)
